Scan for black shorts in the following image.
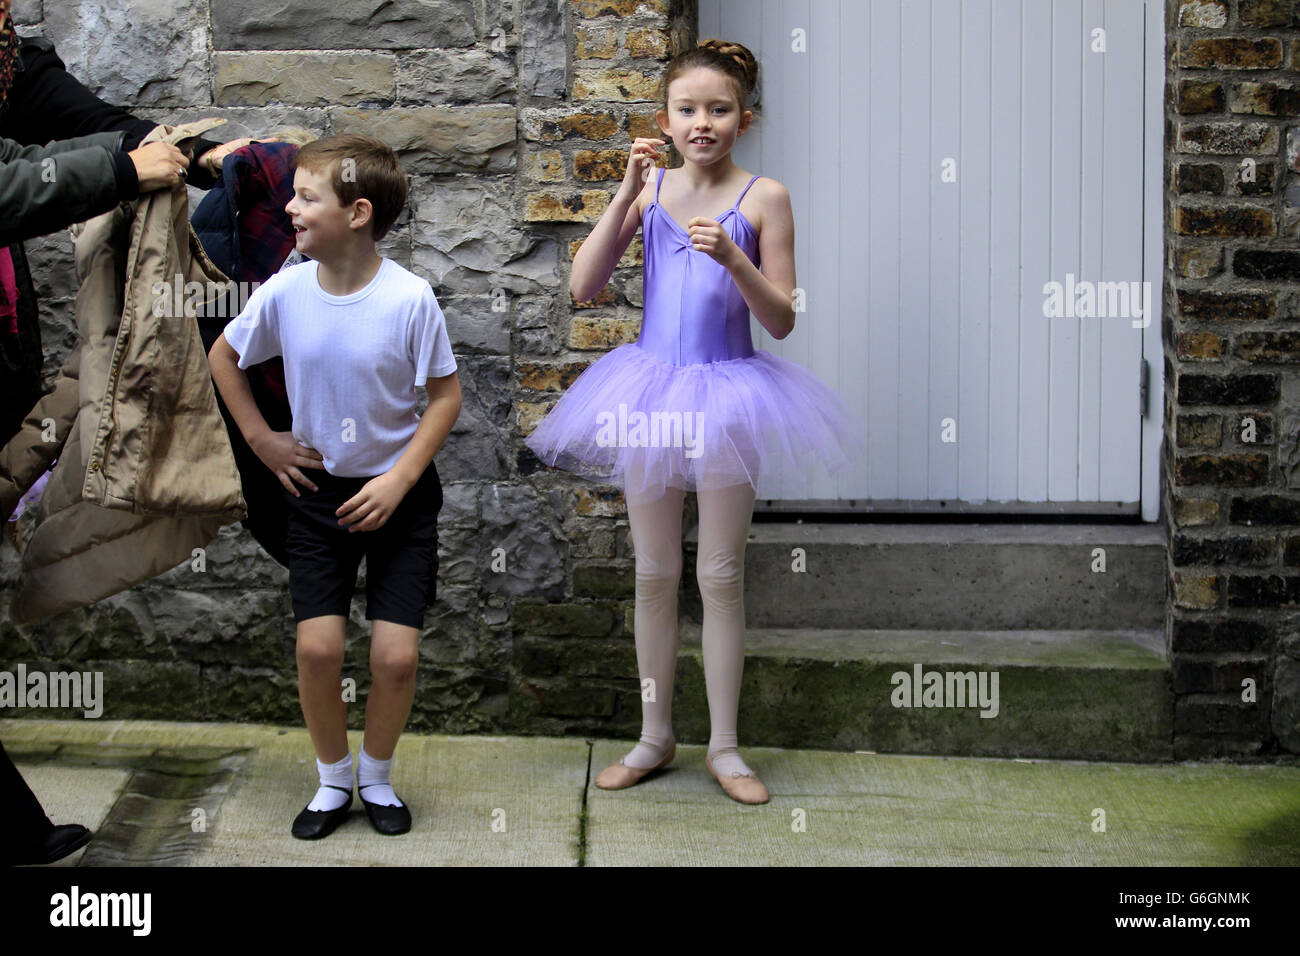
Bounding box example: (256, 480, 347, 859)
(282, 462, 442, 628)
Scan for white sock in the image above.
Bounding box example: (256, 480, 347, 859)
(622, 729, 674, 770)
(708, 745, 755, 779)
(358, 746, 403, 808)
(307, 753, 353, 811)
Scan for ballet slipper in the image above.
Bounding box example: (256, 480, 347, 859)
(706, 749, 769, 805)
(594, 741, 676, 789)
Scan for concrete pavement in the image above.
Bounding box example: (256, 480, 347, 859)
(5, 718, 1299, 866)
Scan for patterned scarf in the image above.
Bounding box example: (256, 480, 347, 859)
(0, 8, 17, 119)
(1, 10, 20, 335)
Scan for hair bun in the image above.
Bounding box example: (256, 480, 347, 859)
(697, 38, 758, 93)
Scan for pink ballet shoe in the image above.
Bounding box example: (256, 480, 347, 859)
(594, 741, 676, 789)
(706, 749, 769, 805)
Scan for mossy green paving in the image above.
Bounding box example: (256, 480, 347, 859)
(582, 745, 1300, 865)
(5, 720, 1298, 866)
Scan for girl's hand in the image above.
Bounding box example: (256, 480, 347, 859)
(686, 217, 741, 269)
(335, 471, 412, 533)
(248, 430, 322, 496)
(620, 137, 666, 198)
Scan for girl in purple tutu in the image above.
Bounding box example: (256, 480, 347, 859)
(525, 38, 862, 804)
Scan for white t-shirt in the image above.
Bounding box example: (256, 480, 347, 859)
(222, 258, 458, 477)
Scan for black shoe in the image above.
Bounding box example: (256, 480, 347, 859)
(291, 785, 353, 840)
(5, 825, 93, 866)
(359, 786, 411, 835)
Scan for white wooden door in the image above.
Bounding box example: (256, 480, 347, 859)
(699, 0, 1165, 517)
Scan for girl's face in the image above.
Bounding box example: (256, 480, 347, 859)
(657, 66, 751, 168)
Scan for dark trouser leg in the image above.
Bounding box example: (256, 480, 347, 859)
(0, 739, 54, 862)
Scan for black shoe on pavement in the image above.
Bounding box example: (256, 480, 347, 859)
(5, 825, 93, 866)
(359, 787, 411, 835)
(291, 786, 353, 840)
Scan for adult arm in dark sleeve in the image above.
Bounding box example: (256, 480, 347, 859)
(3, 36, 221, 190)
(0, 131, 137, 246)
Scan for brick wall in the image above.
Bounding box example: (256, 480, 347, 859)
(1165, 0, 1300, 756)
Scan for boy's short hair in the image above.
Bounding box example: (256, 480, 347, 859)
(291, 134, 407, 241)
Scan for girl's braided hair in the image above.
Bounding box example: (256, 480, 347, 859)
(658, 38, 758, 112)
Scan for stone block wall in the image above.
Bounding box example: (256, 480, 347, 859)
(0, 0, 695, 738)
(1165, 0, 1300, 756)
(9, 0, 1299, 762)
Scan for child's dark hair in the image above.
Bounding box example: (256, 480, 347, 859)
(658, 38, 759, 111)
(291, 134, 407, 241)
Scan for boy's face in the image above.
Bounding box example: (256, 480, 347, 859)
(285, 164, 366, 257)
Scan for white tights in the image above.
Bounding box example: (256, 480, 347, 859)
(621, 473, 757, 779)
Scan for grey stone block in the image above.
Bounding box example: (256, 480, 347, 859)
(519, 0, 567, 99)
(43, 0, 211, 108)
(215, 52, 397, 107)
(438, 356, 512, 483)
(411, 178, 558, 294)
(211, 0, 475, 51)
(330, 105, 516, 175)
(443, 295, 512, 354)
(12, 0, 42, 25)
(396, 49, 515, 105)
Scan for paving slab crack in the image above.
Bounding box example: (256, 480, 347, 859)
(32, 744, 253, 866)
(579, 739, 592, 867)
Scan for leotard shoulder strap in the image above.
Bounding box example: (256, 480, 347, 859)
(733, 174, 761, 208)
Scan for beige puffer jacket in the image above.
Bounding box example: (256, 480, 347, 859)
(2, 117, 247, 625)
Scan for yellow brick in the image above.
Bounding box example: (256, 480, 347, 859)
(569, 314, 640, 350)
(576, 23, 618, 59)
(574, 68, 661, 102)
(526, 149, 565, 182)
(575, 487, 627, 517)
(626, 111, 666, 140)
(524, 190, 612, 223)
(573, 0, 670, 17)
(625, 28, 667, 58)
(518, 401, 554, 436)
(517, 361, 591, 392)
(574, 148, 629, 181)
(1173, 573, 1220, 609)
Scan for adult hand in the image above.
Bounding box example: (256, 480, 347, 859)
(194, 136, 282, 177)
(248, 430, 323, 496)
(128, 142, 190, 192)
(335, 471, 413, 533)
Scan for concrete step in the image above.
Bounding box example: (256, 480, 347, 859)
(669, 623, 1172, 762)
(683, 522, 1167, 630)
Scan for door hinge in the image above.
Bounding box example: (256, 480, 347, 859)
(1139, 358, 1149, 419)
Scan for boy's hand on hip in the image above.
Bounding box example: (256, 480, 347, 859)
(249, 430, 322, 495)
(336, 471, 411, 532)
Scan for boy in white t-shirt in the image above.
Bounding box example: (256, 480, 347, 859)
(208, 134, 461, 840)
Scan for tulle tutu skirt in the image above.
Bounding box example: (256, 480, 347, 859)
(523, 342, 866, 500)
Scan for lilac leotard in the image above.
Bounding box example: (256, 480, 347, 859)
(525, 166, 865, 499)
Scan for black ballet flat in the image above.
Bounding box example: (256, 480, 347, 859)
(291, 785, 353, 840)
(359, 786, 411, 835)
